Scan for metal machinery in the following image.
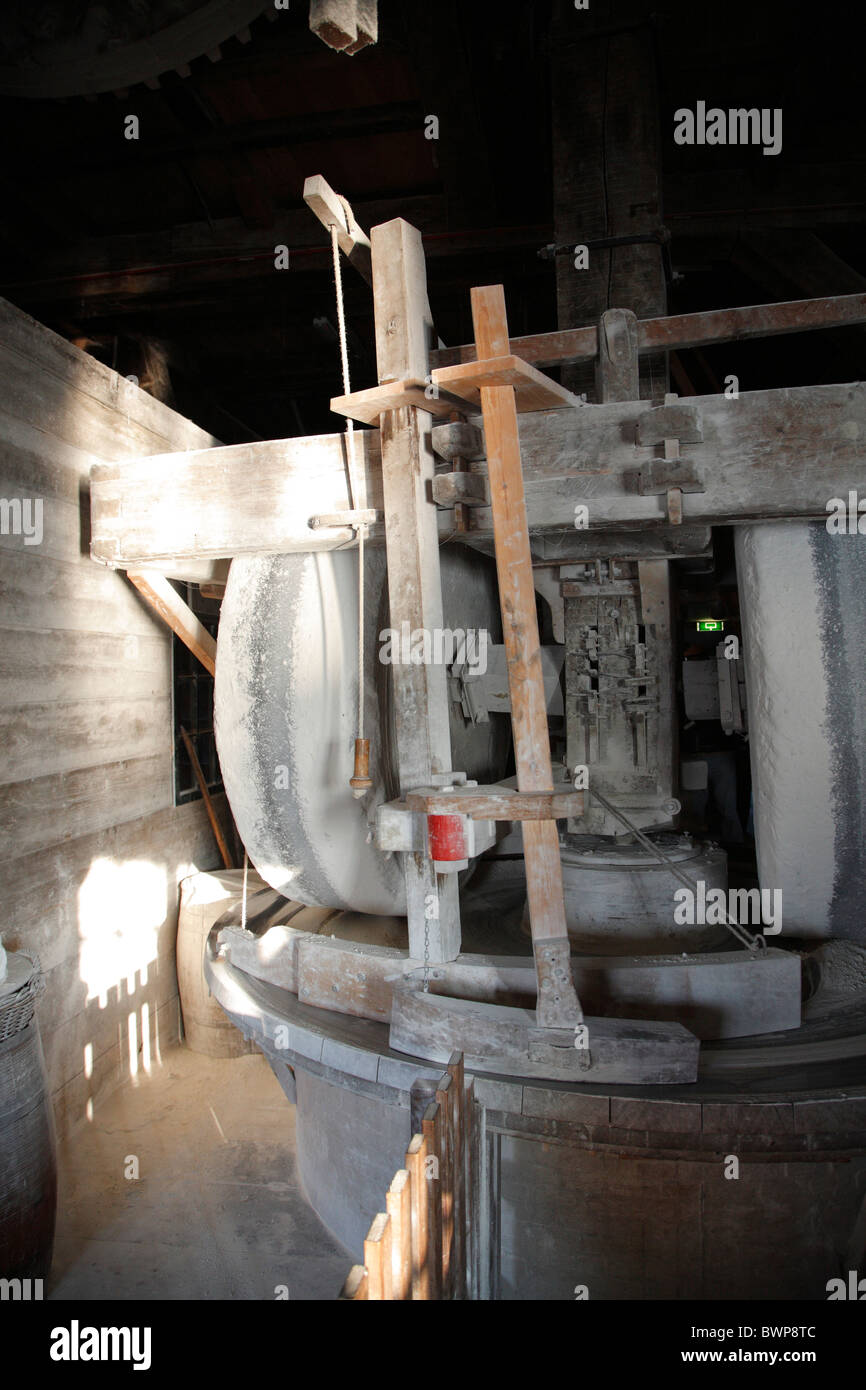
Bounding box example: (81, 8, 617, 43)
(90, 179, 866, 1300)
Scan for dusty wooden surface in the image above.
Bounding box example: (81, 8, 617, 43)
(90, 381, 866, 565)
(390, 985, 700, 1084)
(470, 284, 580, 1028)
(371, 218, 461, 962)
(405, 786, 584, 820)
(431, 354, 583, 413)
(0, 294, 224, 1136)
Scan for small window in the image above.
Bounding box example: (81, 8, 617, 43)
(171, 581, 223, 806)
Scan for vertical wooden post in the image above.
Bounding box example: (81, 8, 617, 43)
(435, 1072, 455, 1297)
(371, 218, 461, 964)
(552, 6, 666, 402)
(363, 1211, 393, 1300)
(448, 1052, 467, 1297)
(405, 1132, 431, 1300)
(422, 1100, 444, 1300)
(386, 1169, 413, 1300)
(470, 285, 582, 1030)
(464, 1075, 480, 1300)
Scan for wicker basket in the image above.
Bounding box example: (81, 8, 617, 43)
(0, 951, 45, 1044)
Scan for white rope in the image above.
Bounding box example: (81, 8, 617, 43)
(331, 223, 365, 741)
(241, 849, 249, 933)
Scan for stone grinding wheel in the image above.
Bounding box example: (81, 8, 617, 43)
(736, 522, 866, 941)
(215, 544, 509, 915)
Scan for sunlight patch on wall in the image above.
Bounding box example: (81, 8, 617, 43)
(78, 857, 168, 1008)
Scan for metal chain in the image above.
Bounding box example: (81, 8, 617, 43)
(423, 908, 431, 993)
(589, 787, 766, 952)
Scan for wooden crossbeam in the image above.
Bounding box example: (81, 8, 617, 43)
(405, 785, 585, 820)
(91, 381, 866, 567)
(330, 378, 465, 424)
(430, 291, 866, 371)
(469, 285, 582, 1031)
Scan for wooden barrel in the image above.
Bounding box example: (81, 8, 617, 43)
(0, 953, 57, 1279)
(177, 870, 264, 1057)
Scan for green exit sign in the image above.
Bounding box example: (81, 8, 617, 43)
(696, 619, 724, 632)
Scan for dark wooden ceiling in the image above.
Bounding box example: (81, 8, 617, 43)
(0, 0, 863, 444)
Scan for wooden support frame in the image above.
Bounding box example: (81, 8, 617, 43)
(370, 218, 462, 964)
(228, 924, 801, 1041)
(90, 379, 866, 567)
(469, 285, 582, 1030)
(127, 569, 217, 675)
(303, 173, 373, 283)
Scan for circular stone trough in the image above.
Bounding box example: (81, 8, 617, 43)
(205, 916, 866, 1301)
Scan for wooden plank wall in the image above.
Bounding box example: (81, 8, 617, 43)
(0, 295, 227, 1140)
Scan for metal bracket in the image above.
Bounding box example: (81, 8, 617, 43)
(308, 508, 382, 531)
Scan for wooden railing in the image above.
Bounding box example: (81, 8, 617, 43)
(338, 1052, 480, 1300)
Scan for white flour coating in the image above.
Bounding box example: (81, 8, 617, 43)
(735, 523, 836, 932)
(215, 545, 509, 916)
(215, 550, 404, 913)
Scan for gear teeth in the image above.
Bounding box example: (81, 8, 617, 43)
(206, 46, 222, 62)
(235, 26, 252, 44)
